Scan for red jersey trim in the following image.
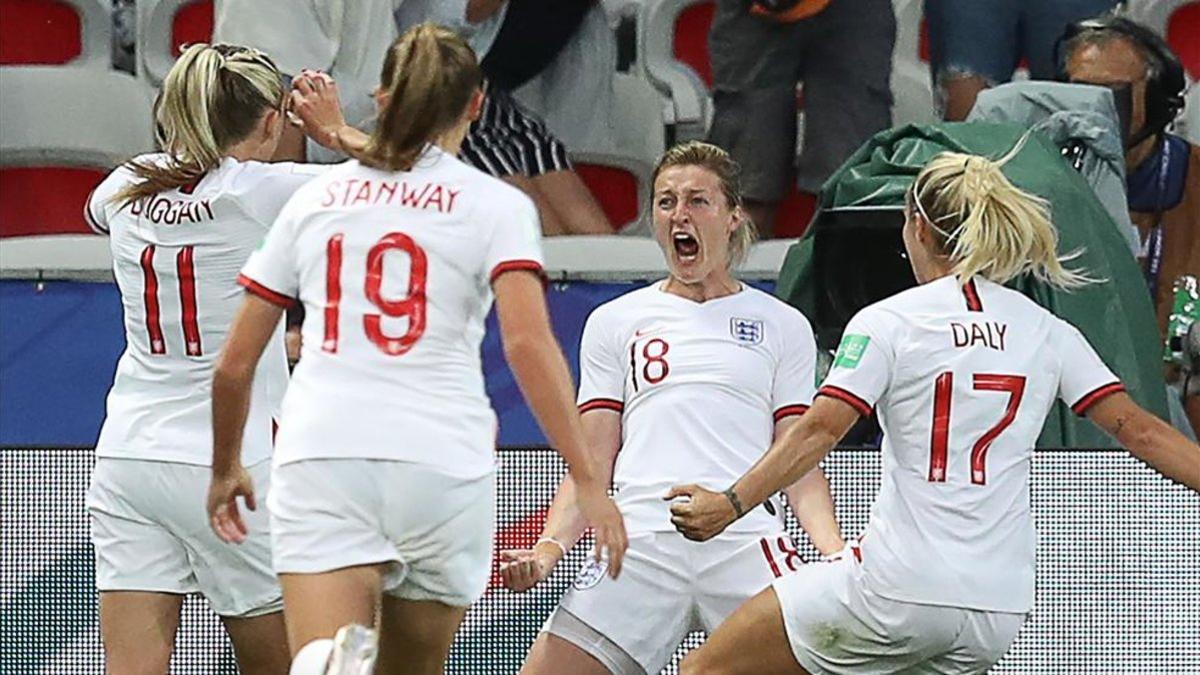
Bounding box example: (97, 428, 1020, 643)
(579, 398, 624, 414)
(962, 278, 983, 312)
(237, 274, 295, 308)
(773, 404, 811, 422)
(1070, 382, 1126, 416)
(490, 259, 546, 284)
(817, 385, 872, 417)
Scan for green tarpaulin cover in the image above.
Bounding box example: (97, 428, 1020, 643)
(777, 122, 1167, 448)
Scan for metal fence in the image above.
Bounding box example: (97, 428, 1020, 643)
(2, 447, 1197, 674)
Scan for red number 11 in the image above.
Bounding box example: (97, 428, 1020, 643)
(929, 372, 1026, 485)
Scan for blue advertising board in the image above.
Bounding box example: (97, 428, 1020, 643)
(0, 279, 773, 447)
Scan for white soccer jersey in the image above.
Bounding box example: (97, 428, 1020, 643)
(820, 276, 1124, 614)
(577, 283, 817, 535)
(88, 154, 320, 465)
(240, 146, 543, 478)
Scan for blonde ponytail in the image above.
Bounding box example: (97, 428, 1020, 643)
(363, 23, 481, 172)
(909, 135, 1094, 289)
(114, 43, 284, 205)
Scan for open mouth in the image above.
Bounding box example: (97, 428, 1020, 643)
(672, 232, 700, 261)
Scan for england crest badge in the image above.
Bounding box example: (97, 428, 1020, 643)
(573, 558, 608, 590)
(730, 317, 764, 345)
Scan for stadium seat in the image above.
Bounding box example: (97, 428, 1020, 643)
(570, 73, 664, 234)
(638, 0, 714, 141)
(0, 67, 155, 237)
(1166, 2, 1199, 80)
(138, 0, 213, 84)
(0, 0, 110, 66)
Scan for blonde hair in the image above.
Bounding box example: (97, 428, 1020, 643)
(115, 43, 284, 205)
(652, 141, 758, 267)
(907, 136, 1092, 289)
(362, 23, 482, 172)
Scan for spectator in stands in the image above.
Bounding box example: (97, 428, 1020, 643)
(1062, 16, 1199, 436)
(926, 0, 1119, 121)
(707, 0, 896, 237)
(398, 0, 614, 235)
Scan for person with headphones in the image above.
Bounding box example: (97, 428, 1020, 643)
(1060, 15, 1199, 438)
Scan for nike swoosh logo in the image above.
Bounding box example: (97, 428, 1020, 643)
(634, 327, 661, 337)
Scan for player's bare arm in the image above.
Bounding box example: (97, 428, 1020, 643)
(208, 295, 285, 544)
(501, 409, 622, 592)
(669, 396, 860, 541)
(1087, 391, 1200, 491)
(493, 270, 628, 577)
(777, 414, 844, 556)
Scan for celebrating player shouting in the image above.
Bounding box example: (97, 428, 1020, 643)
(502, 141, 844, 675)
(672, 142, 1200, 674)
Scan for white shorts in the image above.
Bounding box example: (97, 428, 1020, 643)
(86, 457, 281, 618)
(774, 545, 1026, 674)
(268, 459, 495, 607)
(546, 530, 802, 674)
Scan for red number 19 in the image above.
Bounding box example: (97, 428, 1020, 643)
(322, 232, 428, 356)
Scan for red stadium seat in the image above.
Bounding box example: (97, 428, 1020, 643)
(639, 0, 714, 140)
(1167, 2, 1200, 81)
(171, 0, 213, 56)
(0, 0, 108, 66)
(0, 67, 155, 237)
(0, 167, 106, 237)
(773, 185, 817, 239)
(0, 0, 80, 64)
(673, 1, 715, 89)
(575, 163, 640, 233)
(140, 0, 213, 83)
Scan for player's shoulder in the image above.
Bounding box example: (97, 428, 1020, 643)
(587, 284, 662, 329)
(220, 158, 328, 194)
(737, 285, 813, 324)
(94, 152, 160, 195)
(427, 150, 536, 213)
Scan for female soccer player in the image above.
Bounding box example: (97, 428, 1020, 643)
(670, 143, 1200, 673)
(85, 43, 322, 673)
(207, 23, 626, 674)
(500, 141, 844, 675)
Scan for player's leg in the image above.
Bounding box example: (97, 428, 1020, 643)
(372, 596, 467, 674)
(935, 608, 1025, 674)
(222, 611, 291, 675)
(924, 0, 1019, 120)
(679, 587, 807, 675)
(523, 612, 643, 675)
(374, 465, 496, 674)
(99, 591, 183, 674)
(177, 459, 289, 674)
(531, 533, 692, 674)
(88, 459, 193, 674)
(279, 565, 385, 659)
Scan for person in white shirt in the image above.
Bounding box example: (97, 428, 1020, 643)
(206, 23, 627, 675)
(84, 43, 322, 674)
(498, 141, 844, 675)
(670, 140, 1200, 674)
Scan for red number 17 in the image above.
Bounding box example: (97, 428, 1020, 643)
(929, 372, 1026, 485)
